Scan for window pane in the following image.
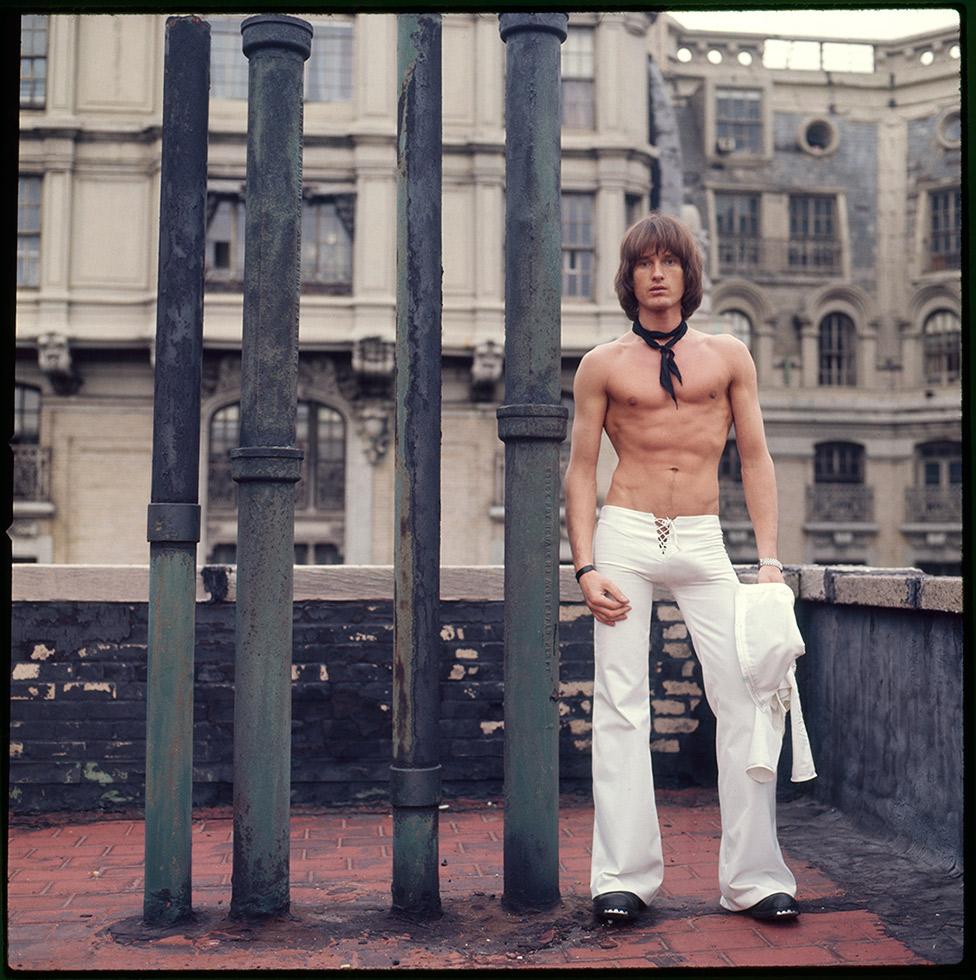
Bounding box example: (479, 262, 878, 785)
(13, 385, 41, 443)
(307, 22, 353, 102)
(20, 15, 48, 108)
(561, 78, 594, 129)
(314, 543, 342, 565)
(17, 177, 41, 287)
(561, 28, 593, 78)
(315, 404, 345, 509)
(208, 403, 240, 507)
(302, 198, 353, 287)
(211, 19, 248, 100)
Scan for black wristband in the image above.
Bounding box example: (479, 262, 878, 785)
(575, 564, 596, 582)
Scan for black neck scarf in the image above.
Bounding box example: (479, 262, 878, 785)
(632, 319, 688, 408)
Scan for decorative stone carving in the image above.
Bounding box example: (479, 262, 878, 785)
(470, 340, 504, 400)
(353, 401, 391, 465)
(352, 336, 395, 399)
(37, 333, 81, 395)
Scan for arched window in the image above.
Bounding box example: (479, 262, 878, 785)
(814, 441, 864, 484)
(818, 312, 856, 386)
(923, 309, 961, 385)
(721, 309, 753, 350)
(207, 400, 346, 563)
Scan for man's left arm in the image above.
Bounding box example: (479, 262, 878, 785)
(727, 338, 784, 584)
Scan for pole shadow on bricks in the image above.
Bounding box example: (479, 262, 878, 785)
(391, 13, 444, 920)
(497, 12, 569, 914)
(230, 14, 312, 920)
(143, 15, 209, 928)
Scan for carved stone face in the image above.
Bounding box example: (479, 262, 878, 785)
(471, 340, 503, 384)
(37, 333, 72, 376)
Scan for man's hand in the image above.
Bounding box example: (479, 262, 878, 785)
(757, 564, 785, 585)
(579, 571, 631, 626)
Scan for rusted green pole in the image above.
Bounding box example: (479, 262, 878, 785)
(143, 15, 210, 928)
(497, 12, 568, 913)
(391, 13, 443, 918)
(230, 14, 311, 920)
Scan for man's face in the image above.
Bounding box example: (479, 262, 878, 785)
(632, 249, 684, 318)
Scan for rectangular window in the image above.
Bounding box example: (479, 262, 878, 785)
(307, 22, 353, 103)
(205, 195, 246, 284)
(17, 176, 42, 288)
(210, 19, 249, 100)
(562, 193, 595, 299)
(715, 192, 760, 271)
(789, 194, 840, 272)
(928, 187, 961, 270)
(715, 88, 762, 154)
(301, 197, 354, 291)
(561, 27, 594, 129)
(20, 14, 48, 109)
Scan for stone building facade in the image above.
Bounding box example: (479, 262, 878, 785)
(13, 13, 961, 573)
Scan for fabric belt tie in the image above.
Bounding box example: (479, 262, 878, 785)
(632, 319, 687, 408)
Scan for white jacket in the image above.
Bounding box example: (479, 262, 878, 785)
(733, 582, 817, 784)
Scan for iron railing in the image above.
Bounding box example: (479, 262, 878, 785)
(717, 236, 842, 276)
(806, 483, 874, 523)
(13, 445, 51, 502)
(904, 486, 961, 523)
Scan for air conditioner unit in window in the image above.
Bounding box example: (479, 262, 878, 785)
(716, 136, 737, 153)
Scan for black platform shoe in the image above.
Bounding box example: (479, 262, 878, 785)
(593, 891, 646, 924)
(743, 892, 800, 921)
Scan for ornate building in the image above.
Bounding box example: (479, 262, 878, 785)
(14, 13, 961, 574)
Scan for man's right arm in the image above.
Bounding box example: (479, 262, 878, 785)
(565, 351, 631, 626)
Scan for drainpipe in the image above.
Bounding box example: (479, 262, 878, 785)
(391, 13, 443, 919)
(230, 14, 312, 919)
(143, 15, 210, 928)
(497, 12, 569, 913)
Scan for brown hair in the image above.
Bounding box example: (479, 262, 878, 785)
(614, 212, 704, 322)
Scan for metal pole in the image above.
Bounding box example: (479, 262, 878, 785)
(391, 13, 443, 918)
(230, 14, 311, 920)
(497, 12, 568, 913)
(143, 15, 210, 928)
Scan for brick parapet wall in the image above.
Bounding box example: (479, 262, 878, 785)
(8, 564, 962, 816)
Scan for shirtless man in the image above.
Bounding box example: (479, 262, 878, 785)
(565, 213, 800, 925)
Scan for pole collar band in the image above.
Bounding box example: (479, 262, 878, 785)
(147, 502, 201, 543)
(389, 764, 442, 808)
(498, 13, 569, 43)
(230, 446, 304, 483)
(496, 403, 568, 442)
(241, 14, 313, 60)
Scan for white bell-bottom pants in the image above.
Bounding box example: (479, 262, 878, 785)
(589, 504, 796, 911)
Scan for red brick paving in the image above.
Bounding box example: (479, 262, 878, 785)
(5, 790, 930, 971)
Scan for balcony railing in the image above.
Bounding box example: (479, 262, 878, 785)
(717, 237, 842, 276)
(13, 445, 52, 502)
(905, 486, 961, 524)
(923, 238, 960, 273)
(806, 483, 874, 523)
(718, 482, 750, 522)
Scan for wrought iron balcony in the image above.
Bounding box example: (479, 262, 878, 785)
(923, 238, 960, 273)
(718, 482, 750, 522)
(13, 445, 52, 502)
(717, 236, 842, 276)
(806, 483, 874, 523)
(904, 486, 961, 524)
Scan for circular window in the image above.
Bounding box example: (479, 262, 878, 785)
(950, 44, 960, 59)
(920, 50, 935, 66)
(737, 51, 753, 66)
(798, 116, 839, 156)
(707, 49, 723, 65)
(937, 108, 961, 148)
(676, 47, 692, 63)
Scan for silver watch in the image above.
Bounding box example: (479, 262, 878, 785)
(758, 557, 784, 571)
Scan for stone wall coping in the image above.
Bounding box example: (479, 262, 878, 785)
(11, 563, 962, 614)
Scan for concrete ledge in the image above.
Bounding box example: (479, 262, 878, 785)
(11, 563, 962, 614)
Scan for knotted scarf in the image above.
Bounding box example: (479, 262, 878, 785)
(632, 319, 688, 408)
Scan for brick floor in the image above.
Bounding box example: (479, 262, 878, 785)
(4, 790, 943, 970)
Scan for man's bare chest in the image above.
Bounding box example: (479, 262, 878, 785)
(606, 343, 732, 411)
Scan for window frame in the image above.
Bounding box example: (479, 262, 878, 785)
(715, 191, 761, 271)
(714, 87, 763, 155)
(561, 26, 595, 130)
(788, 194, 841, 273)
(817, 312, 857, 387)
(922, 309, 961, 385)
(301, 195, 355, 293)
(927, 186, 961, 271)
(20, 14, 48, 110)
(561, 191, 596, 300)
(814, 441, 865, 484)
(17, 175, 42, 289)
(13, 384, 41, 445)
